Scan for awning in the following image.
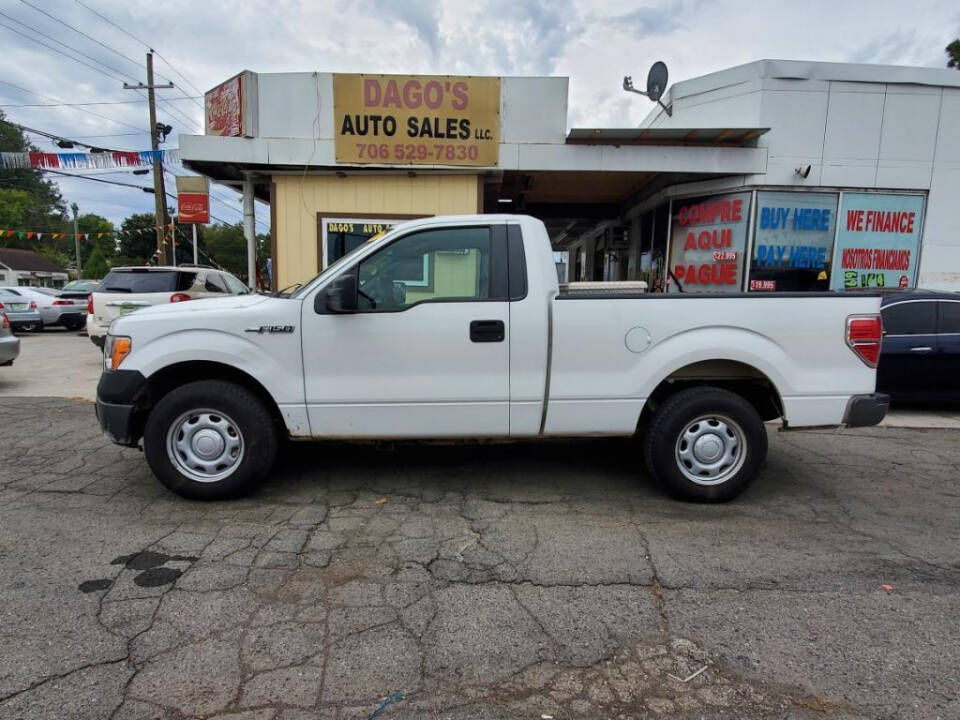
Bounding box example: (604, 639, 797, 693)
(566, 127, 769, 146)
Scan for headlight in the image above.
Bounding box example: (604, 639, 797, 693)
(104, 334, 132, 371)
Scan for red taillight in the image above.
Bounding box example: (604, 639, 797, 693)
(1, 312, 8, 329)
(53, 299, 72, 306)
(0, 302, 4, 310)
(87, 296, 93, 314)
(169, 293, 191, 303)
(29, 300, 37, 309)
(846, 315, 883, 367)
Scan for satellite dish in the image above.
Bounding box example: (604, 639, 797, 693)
(622, 61, 672, 116)
(646, 61, 668, 102)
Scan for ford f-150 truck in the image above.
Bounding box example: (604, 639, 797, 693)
(95, 214, 888, 502)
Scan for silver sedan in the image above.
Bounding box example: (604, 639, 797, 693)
(24, 287, 88, 330)
(0, 311, 20, 366)
(0, 288, 42, 332)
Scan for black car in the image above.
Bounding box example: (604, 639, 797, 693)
(878, 290, 960, 402)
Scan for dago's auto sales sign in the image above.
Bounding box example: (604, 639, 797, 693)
(333, 74, 500, 166)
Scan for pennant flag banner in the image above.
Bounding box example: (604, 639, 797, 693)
(0, 223, 194, 240)
(0, 149, 180, 170)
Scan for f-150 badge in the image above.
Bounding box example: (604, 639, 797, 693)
(245, 325, 295, 334)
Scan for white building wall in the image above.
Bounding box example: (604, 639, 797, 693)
(640, 61, 960, 289)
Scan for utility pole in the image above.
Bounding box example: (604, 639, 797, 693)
(124, 51, 174, 263)
(71, 202, 80, 279)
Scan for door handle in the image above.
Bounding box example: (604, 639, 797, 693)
(470, 320, 505, 343)
(909, 346, 933, 353)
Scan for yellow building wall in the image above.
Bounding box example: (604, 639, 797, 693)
(272, 174, 481, 288)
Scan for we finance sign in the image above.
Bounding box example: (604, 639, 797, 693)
(333, 74, 500, 166)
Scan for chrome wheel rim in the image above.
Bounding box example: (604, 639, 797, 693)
(166, 408, 244, 483)
(675, 414, 746, 486)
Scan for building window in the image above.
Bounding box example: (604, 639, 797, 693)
(668, 192, 751, 293)
(749, 191, 838, 292)
(830, 193, 925, 291)
(320, 217, 407, 270)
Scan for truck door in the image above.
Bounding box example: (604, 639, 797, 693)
(301, 224, 510, 437)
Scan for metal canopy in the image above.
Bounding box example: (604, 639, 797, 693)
(565, 127, 769, 146)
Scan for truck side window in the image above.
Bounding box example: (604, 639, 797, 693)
(357, 227, 491, 311)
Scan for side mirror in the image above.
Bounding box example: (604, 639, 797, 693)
(317, 270, 358, 314)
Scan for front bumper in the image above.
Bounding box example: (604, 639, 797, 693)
(844, 393, 889, 428)
(95, 369, 146, 446)
(95, 399, 138, 446)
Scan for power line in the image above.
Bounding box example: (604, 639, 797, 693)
(16, 0, 174, 84)
(13, 0, 202, 132)
(0, 97, 200, 108)
(73, 0, 206, 105)
(43, 168, 154, 191)
(2, 117, 125, 151)
(0, 18, 132, 85)
(0, 80, 145, 133)
(0, 10, 200, 133)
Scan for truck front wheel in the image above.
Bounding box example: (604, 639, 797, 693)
(643, 387, 767, 502)
(143, 380, 278, 500)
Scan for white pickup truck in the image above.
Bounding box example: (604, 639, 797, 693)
(95, 214, 888, 502)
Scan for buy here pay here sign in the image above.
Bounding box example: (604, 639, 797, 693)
(333, 74, 500, 166)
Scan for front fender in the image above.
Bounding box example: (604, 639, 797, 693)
(122, 328, 304, 405)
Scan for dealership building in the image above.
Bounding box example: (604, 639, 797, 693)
(181, 60, 960, 294)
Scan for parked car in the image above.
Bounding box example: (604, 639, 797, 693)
(0, 288, 42, 332)
(0, 311, 20, 366)
(14, 287, 87, 330)
(86, 265, 250, 347)
(94, 214, 887, 502)
(878, 290, 960, 402)
(59, 279, 100, 300)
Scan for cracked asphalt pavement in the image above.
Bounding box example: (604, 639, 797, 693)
(0, 396, 958, 720)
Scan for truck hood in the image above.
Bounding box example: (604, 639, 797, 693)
(128, 293, 271, 316)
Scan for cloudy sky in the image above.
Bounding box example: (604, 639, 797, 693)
(0, 0, 957, 227)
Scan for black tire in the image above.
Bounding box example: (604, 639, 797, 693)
(643, 386, 767, 503)
(65, 319, 85, 331)
(143, 380, 278, 500)
(18, 321, 42, 333)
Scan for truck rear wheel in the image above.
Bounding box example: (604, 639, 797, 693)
(643, 386, 767, 502)
(143, 380, 278, 500)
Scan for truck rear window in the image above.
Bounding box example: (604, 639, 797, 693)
(100, 270, 195, 293)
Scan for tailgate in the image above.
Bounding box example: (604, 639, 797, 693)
(93, 291, 173, 324)
(94, 269, 196, 325)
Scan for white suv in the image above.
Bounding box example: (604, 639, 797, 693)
(87, 265, 250, 347)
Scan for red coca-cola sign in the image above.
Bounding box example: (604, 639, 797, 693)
(178, 192, 209, 223)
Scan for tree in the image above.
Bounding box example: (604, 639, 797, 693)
(202, 223, 248, 279)
(81, 246, 109, 279)
(948, 39, 960, 69)
(119, 212, 160, 264)
(0, 111, 67, 241)
(77, 213, 117, 260)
